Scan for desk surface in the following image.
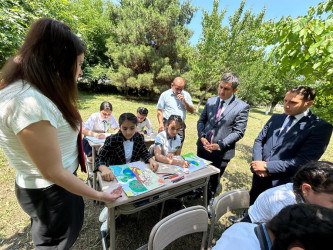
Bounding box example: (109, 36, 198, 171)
(87, 132, 157, 147)
(98, 162, 220, 208)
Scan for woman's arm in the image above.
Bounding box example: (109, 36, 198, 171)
(17, 120, 120, 203)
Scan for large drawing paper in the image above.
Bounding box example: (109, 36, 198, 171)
(175, 153, 211, 173)
(110, 161, 164, 197)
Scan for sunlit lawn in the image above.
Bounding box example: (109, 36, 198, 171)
(0, 91, 332, 249)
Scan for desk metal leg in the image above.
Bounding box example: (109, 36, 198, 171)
(108, 207, 116, 250)
(92, 147, 96, 190)
(203, 184, 208, 208)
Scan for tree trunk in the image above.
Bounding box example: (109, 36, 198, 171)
(265, 101, 271, 115)
(196, 89, 208, 113)
(269, 101, 278, 114)
(149, 89, 155, 100)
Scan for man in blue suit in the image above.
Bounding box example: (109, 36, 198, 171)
(250, 86, 333, 204)
(196, 72, 250, 203)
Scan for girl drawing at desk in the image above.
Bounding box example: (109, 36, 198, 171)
(95, 113, 159, 181)
(82, 101, 119, 161)
(154, 115, 190, 168)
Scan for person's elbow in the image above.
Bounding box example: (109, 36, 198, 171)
(40, 166, 67, 184)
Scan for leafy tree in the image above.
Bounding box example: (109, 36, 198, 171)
(266, 0, 333, 122)
(105, 0, 196, 96)
(0, 1, 31, 66)
(0, 0, 75, 67)
(188, 0, 266, 111)
(70, 0, 115, 89)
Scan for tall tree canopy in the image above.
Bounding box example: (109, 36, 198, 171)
(188, 0, 266, 111)
(105, 0, 196, 96)
(266, 0, 333, 122)
(0, 0, 73, 67)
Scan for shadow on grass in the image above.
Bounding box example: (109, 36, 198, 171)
(222, 168, 252, 191)
(236, 143, 253, 163)
(0, 225, 33, 250)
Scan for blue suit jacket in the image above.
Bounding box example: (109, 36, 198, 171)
(197, 96, 250, 160)
(253, 112, 333, 186)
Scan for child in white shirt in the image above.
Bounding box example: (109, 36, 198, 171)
(154, 115, 189, 168)
(82, 101, 119, 161)
(136, 107, 154, 134)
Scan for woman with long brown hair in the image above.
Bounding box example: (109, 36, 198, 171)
(0, 18, 121, 249)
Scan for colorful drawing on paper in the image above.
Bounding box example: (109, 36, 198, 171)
(176, 153, 211, 173)
(109, 161, 164, 197)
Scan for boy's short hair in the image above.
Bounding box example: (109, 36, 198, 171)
(137, 107, 148, 115)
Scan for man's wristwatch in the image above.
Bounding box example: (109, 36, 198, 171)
(264, 163, 268, 171)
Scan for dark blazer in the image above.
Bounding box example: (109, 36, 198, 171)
(94, 132, 152, 172)
(197, 95, 250, 161)
(253, 112, 333, 186)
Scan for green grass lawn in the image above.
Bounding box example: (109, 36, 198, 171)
(0, 91, 332, 249)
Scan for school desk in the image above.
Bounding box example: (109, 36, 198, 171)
(98, 162, 220, 250)
(86, 132, 157, 190)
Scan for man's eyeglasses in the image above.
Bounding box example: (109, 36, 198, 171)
(102, 112, 111, 116)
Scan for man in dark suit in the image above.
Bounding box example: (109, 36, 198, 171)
(250, 86, 333, 204)
(195, 72, 250, 203)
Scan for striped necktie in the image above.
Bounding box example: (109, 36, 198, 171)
(276, 116, 295, 143)
(207, 100, 224, 143)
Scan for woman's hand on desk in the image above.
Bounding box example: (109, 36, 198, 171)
(99, 185, 123, 203)
(148, 158, 159, 172)
(99, 165, 115, 181)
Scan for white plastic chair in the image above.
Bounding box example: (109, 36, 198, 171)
(207, 189, 250, 249)
(138, 205, 208, 250)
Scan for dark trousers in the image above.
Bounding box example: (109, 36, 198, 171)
(249, 174, 273, 205)
(197, 140, 229, 200)
(82, 137, 92, 157)
(163, 118, 186, 145)
(15, 183, 84, 250)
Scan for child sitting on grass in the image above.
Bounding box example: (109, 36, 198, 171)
(95, 112, 159, 181)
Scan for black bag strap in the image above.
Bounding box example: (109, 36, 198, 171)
(254, 224, 270, 250)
